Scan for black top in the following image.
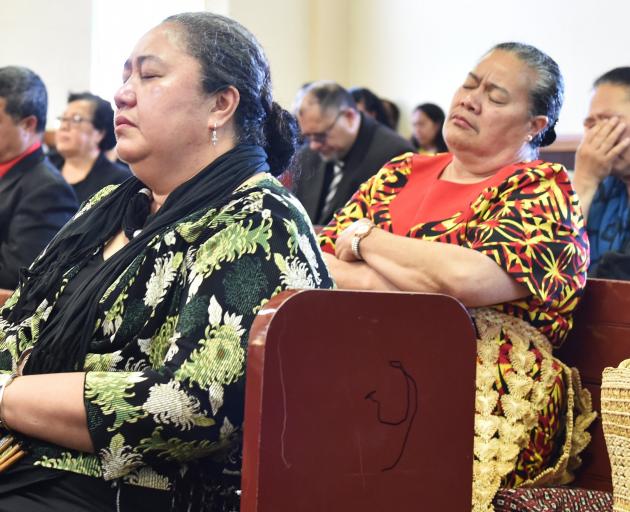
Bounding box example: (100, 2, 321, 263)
(71, 152, 131, 204)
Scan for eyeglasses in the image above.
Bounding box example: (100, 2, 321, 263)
(56, 114, 93, 127)
(301, 110, 346, 144)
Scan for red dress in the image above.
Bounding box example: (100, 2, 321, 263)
(319, 153, 590, 502)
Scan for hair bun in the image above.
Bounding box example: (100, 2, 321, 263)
(263, 101, 299, 176)
(540, 124, 557, 147)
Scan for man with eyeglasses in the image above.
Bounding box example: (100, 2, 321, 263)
(0, 66, 78, 289)
(292, 81, 413, 225)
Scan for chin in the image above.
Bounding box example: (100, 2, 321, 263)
(115, 144, 145, 165)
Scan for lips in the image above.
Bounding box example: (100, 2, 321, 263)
(451, 114, 476, 131)
(114, 115, 136, 128)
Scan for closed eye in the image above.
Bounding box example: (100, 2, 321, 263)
(489, 96, 507, 105)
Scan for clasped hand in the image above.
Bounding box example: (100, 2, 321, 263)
(334, 220, 366, 262)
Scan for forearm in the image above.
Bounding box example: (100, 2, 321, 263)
(359, 229, 528, 306)
(2, 372, 93, 453)
(322, 252, 398, 290)
(571, 171, 600, 222)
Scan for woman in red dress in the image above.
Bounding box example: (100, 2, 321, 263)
(319, 42, 593, 511)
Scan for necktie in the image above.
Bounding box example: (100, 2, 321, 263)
(319, 161, 344, 224)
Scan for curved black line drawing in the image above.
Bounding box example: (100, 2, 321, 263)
(365, 360, 418, 471)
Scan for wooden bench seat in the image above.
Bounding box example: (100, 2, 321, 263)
(556, 278, 630, 492)
(241, 289, 478, 511)
(241, 279, 628, 509)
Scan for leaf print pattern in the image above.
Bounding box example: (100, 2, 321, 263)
(143, 380, 214, 430)
(0, 175, 333, 500)
(84, 371, 148, 430)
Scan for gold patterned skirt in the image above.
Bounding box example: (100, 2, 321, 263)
(470, 308, 596, 512)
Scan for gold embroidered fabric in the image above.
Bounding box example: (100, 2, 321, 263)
(601, 358, 630, 512)
(470, 308, 596, 512)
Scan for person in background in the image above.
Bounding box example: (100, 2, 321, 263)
(410, 102, 448, 153)
(292, 81, 413, 225)
(0, 66, 78, 289)
(572, 67, 630, 276)
(0, 12, 331, 511)
(319, 42, 592, 511)
(349, 87, 393, 129)
(55, 92, 131, 204)
(381, 98, 400, 131)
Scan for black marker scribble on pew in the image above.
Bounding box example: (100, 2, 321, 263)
(365, 360, 418, 471)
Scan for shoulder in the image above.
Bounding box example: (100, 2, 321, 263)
(173, 174, 314, 245)
(236, 174, 313, 227)
(24, 157, 65, 184)
(370, 122, 415, 153)
(497, 160, 573, 192)
(23, 158, 76, 199)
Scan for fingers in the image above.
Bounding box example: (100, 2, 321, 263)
(587, 117, 620, 147)
(584, 117, 629, 159)
(608, 134, 630, 159)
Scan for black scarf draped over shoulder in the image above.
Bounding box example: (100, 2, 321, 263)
(7, 144, 270, 374)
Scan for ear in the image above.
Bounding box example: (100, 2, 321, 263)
(18, 115, 39, 134)
(208, 85, 240, 130)
(528, 115, 549, 140)
(343, 107, 361, 129)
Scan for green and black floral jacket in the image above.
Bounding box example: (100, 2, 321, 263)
(0, 174, 333, 495)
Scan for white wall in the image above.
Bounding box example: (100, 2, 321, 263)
(229, 0, 312, 109)
(90, 0, 205, 106)
(2, 0, 629, 137)
(347, 0, 630, 136)
(0, 0, 92, 127)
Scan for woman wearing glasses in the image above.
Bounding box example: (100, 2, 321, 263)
(55, 92, 131, 204)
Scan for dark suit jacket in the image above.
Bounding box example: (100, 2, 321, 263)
(0, 148, 78, 288)
(292, 114, 414, 224)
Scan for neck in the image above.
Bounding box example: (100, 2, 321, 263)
(4, 135, 40, 163)
(62, 149, 100, 183)
(447, 145, 534, 183)
(150, 192, 167, 214)
(133, 141, 237, 209)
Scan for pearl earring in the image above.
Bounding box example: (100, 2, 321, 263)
(212, 123, 218, 146)
(526, 134, 533, 142)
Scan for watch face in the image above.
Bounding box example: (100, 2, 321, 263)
(356, 221, 371, 236)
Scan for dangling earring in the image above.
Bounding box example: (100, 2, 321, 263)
(526, 134, 533, 142)
(212, 123, 218, 146)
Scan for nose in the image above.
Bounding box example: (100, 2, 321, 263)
(309, 139, 324, 152)
(114, 80, 136, 110)
(460, 90, 481, 114)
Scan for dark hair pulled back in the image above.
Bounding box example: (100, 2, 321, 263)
(164, 12, 298, 175)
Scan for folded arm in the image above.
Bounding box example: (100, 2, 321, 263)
(331, 225, 529, 307)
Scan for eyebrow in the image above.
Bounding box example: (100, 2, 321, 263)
(123, 54, 165, 71)
(468, 72, 510, 97)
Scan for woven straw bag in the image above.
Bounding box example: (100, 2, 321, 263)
(602, 358, 630, 512)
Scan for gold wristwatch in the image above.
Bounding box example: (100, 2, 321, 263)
(351, 218, 375, 260)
